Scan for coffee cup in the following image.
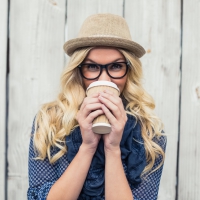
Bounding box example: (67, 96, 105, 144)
(86, 81, 120, 134)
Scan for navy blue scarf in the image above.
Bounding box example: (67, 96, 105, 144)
(66, 114, 146, 199)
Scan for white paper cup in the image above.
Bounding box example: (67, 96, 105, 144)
(86, 81, 120, 134)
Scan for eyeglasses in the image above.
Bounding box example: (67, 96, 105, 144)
(78, 61, 130, 80)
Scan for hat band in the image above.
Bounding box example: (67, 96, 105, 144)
(88, 34, 126, 39)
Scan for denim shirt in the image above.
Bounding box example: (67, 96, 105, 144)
(27, 115, 166, 200)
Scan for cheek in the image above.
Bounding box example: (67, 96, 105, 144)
(112, 77, 127, 93)
(83, 79, 95, 90)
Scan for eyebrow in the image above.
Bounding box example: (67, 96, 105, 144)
(84, 58, 125, 63)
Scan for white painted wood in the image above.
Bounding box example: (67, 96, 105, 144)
(65, 0, 124, 62)
(67, 0, 123, 40)
(6, 1, 200, 199)
(179, 0, 200, 199)
(0, 0, 8, 199)
(8, 0, 66, 199)
(125, 1, 181, 199)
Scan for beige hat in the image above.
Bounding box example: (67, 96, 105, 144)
(63, 13, 145, 58)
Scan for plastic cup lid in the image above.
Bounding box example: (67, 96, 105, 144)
(92, 123, 111, 134)
(86, 81, 120, 93)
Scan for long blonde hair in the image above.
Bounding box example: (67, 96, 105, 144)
(33, 47, 165, 174)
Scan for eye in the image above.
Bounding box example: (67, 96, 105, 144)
(83, 64, 100, 71)
(109, 63, 123, 71)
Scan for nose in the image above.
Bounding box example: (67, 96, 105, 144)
(98, 69, 111, 81)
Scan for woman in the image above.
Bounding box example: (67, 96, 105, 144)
(28, 13, 166, 200)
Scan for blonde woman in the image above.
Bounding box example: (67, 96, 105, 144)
(28, 13, 166, 200)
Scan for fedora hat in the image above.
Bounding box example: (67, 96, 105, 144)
(63, 13, 145, 58)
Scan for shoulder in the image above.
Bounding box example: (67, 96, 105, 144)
(153, 134, 167, 152)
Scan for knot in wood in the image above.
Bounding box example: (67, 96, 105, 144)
(196, 86, 200, 99)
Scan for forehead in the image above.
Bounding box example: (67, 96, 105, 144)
(85, 47, 125, 63)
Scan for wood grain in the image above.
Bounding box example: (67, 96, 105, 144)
(125, 1, 181, 199)
(179, 0, 200, 199)
(67, 0, 124, 40)
(65, 0, 124, 63)
(8, 0, 66, 198)
(3, 0, 200, 199)
(0, 0, 8, 199)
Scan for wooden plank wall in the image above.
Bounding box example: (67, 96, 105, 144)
(125, 1, 181, 199)
(8, 0, 66, 199)
(0, 0, 198, 199)
(0, 0, 8, 199)
(179, 0, 200, 199)
(65, 0, 124, 63)
(67, 1, 180, 199)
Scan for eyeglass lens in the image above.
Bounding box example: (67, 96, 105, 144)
(80, 62, 128, 79)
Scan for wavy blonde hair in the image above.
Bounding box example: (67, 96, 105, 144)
(33, 47, 165, 174)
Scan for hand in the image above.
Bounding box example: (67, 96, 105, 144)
(76, 93, 103, 153)
(98, 90, 127, 152)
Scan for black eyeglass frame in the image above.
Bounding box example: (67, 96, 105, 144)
(78, 61, 130, 80)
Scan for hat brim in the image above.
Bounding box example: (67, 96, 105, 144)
(63, 37, 146, 58)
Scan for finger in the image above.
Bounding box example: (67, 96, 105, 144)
(79, 94, 101, 111)
(86, 109, 104, 124)
(81, 102, 104, 119)
(101, 104, 127, 134)
(101, 104, 117, 125)
(100, 90, 126, 117)
(98, 94, 123, 120)
(100, 90, 124, 111)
